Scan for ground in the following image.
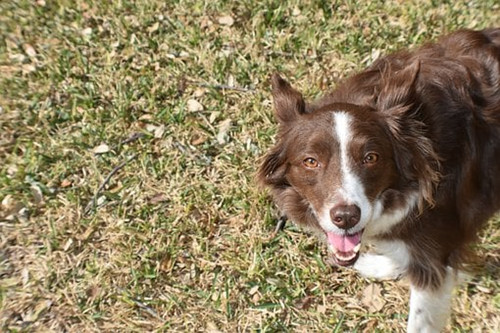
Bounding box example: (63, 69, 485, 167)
(0, 0, 499, 332)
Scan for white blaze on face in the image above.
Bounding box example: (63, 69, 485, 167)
(317, 111, 373, 235)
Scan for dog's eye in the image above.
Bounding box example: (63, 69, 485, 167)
(363, 152, 379, 165)
(303, 157, 319, 169)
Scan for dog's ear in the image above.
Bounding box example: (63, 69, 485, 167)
(271, 73, 306, 124)
(377, 61, 441, 211)
(258, 145, 289, 187)
(377, 60, 420, 112)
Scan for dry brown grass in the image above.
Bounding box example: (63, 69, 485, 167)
(1, 0, 499, 332)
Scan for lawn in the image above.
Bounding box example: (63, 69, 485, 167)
(1, 0, 499, 331)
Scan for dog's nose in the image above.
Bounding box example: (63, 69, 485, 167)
(330, 204, 361, 229)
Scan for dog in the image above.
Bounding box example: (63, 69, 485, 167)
(259, 28, 500, 332)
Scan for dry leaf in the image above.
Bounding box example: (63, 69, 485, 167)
(63, 238, 74, 251)
(200, 17, 213, 30)
(217, 118, 232, 144)
(249, 285, 259, 295)
(295, 296, 314, 310)
(23, 44, 37, 57)
(187, 99, 204, 112)
(193, 88, 205, 98)
(149, 193, 168, 204)
(24, 300, 52, 322)
(93, 143, 110, 154)
(145, 124, 165, 138)
(81, 27, 92, 38)
(1, 194, 13, 210)
(209, 111, 220, 124)
(217, 15, 234, 26)
(31, 184, 43, 205)
(148, 22, 159, 33)
(206, 321, 223, 333)
(227, 74, 236, 87)
(60, 179, 72, 188)
(361, 284, 385, 313)
(191, 133, 207, 146)
(22, 268, 29, 286)
(22, 64, 36, 73)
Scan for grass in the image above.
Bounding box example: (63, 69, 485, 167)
(0, 0, 499, 331)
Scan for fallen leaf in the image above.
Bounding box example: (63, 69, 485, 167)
(249, 285, 259, 295)
(31, 184, 43, 205)
(295, 296, 314, 310)
(190, 133, 207, 146)
(81, 27, 92, 38)
(22, 64, 36, 73)
(23, 44, 37, 57)
(24, 299, 52, 322)
(63, 238, 73, 251)
(187, 99, 204, 112)
(362, 319, 379, 333)
(193, 88, 205, 98)
(145, 124, 165, 138)
(96, 195, 106, 206)
(93, 143, 110, 154)
(361, 284, 385, 313)
(149, 193, 168, 204)
(217, 118, 232, 144)
(476, 285, 491, 294)
(1, 194, 13, 210)
(200, 17, 213, 30)
(148, 22, 160, 33)
(317, 304, 327, 314)
(217, 15, 234, 26)
(206, 321, 223, 333)
(22, 268, 29, 286)
(209, 111, 220, 124)
(60, 179, 72, 188)
(226, 74, 236, 87)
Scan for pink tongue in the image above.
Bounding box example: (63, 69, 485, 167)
(327, 232, 361, 252)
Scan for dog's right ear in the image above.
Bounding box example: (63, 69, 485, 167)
(271, 73, 306, 124)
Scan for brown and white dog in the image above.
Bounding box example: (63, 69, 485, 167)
(259, 28, 500, 332)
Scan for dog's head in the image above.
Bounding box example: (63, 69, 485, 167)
(259, 70, 440, 266)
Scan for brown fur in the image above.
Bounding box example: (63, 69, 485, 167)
(259, 28, 500, 290)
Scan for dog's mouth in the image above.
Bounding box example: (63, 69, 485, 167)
(326, 230, 363, 266)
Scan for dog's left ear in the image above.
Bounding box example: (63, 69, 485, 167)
(271, 73, 306, 124)
(377, 61, 441, 211)
(377, 60, 420, 111)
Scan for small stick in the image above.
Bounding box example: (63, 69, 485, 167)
(190, 81, 256, 93)
(116, 287, 165, 322)
(119, 132, 145, 146)
(129, 297, 164, 322)
(83, 154, 138, 215)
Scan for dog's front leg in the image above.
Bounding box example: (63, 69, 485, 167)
(353, 253, 406, 279)
(353, 240, 410, 280)
(407, 267, 456, 333)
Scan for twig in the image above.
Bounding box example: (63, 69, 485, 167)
(190, 81, 256, 93)
(120, 132, 145, 146)
(116, 287, 165, 322)
(83, 154, 138, 215)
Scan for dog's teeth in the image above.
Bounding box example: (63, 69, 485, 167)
(336, 252, 356, 261)
(353, 243, 361, 252)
